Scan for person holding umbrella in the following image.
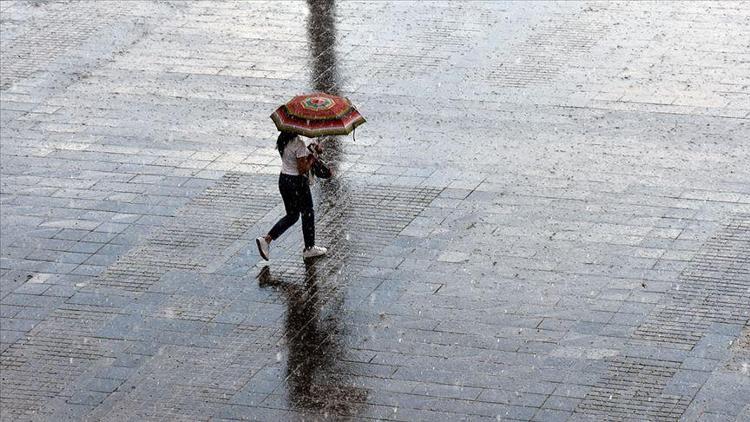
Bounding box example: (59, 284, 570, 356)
(256, 93, 365, 261)
(256, 131, 326, 260)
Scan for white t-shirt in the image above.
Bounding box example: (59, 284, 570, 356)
(280, 137, 310, 176)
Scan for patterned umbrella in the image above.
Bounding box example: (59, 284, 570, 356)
(270, 92, 365, 138)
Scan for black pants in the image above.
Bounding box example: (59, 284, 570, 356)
(268, 173, 315, 249)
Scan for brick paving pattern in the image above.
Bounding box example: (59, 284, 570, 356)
(578, 215, 750, 420)
(1, 1, 748, 421)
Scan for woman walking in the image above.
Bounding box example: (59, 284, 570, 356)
(256, 131, 327, 261)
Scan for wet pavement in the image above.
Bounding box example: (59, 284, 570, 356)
(1, 1, 749, 420)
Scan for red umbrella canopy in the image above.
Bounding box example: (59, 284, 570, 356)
(271, 92, 365, 138)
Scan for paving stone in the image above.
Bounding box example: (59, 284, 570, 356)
(42, 284, 77, 298)
(66, 390, 109, 406)
(542, 395, 582, 412)
(0, 317, 40, 332)
(68, 241, 105, 254)
(13, 281, 51, 295)
(85, 377, 125, 394)
(533, 408, 573, 422)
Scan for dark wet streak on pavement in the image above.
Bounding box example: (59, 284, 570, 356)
(259, 0, 369, 415)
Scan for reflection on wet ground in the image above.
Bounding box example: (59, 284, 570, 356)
(263, 0, 358, 413)
(258, 263, 367, 415)
(307, 0, 339, 95)
(308, 0, 344, 180)
(254, 175, 441, 416)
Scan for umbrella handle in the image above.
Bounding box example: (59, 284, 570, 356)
(353, 127, 356, 142)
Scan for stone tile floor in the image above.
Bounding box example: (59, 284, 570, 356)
(0, 1, 748, 420)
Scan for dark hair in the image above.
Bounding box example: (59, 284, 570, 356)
(276, 131, 296, 156)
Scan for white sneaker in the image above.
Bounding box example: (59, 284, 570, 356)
(302, 245, 327, 259)
(256, 237, 270, 261)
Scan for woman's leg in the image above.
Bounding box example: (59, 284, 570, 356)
(268, 211, 300, 240)
(299, 182, 315, 249)
(268, 174, 302, 241)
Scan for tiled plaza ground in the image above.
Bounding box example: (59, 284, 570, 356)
(1, 1, 748, 421)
